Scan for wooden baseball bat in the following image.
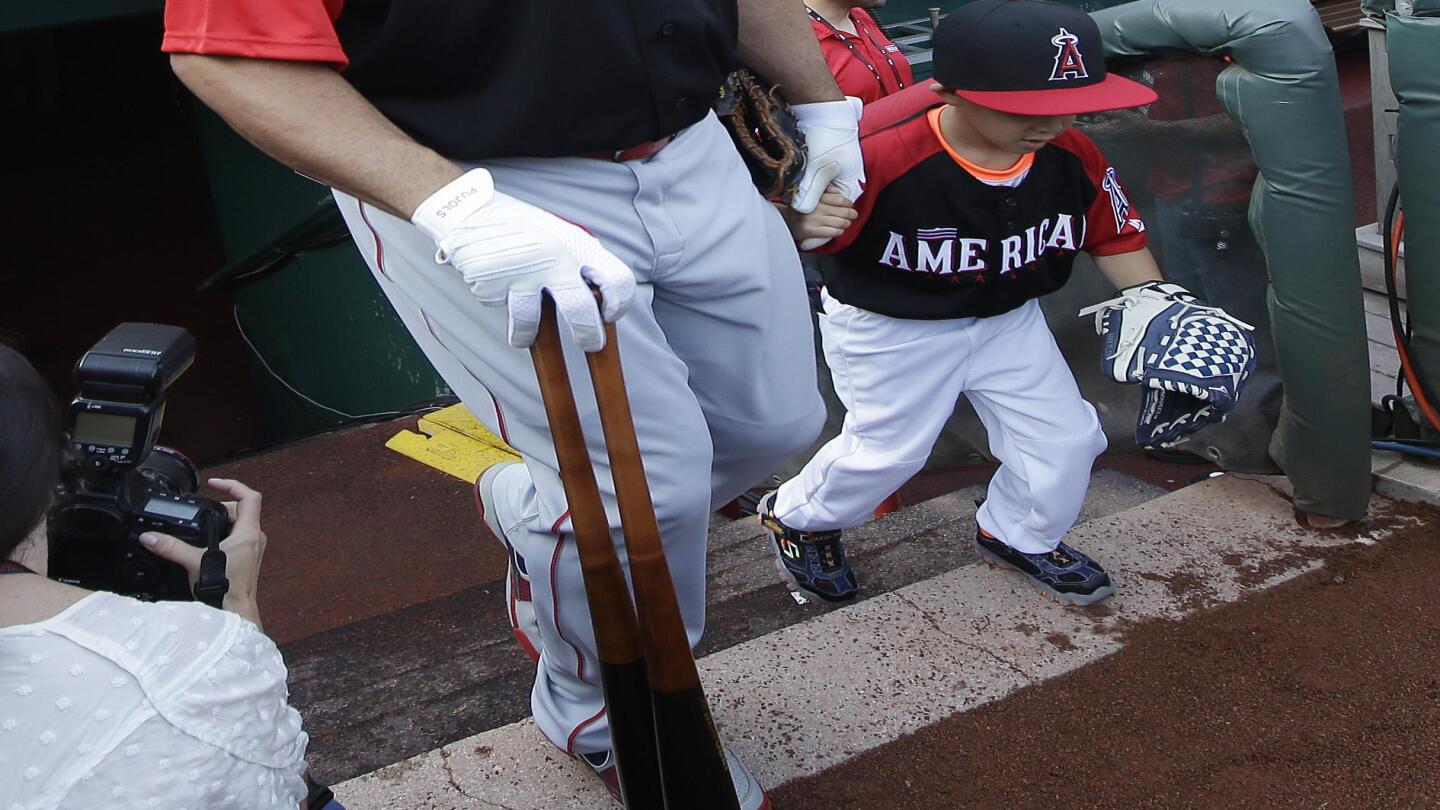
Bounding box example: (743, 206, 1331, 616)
(585, 319, 741, 810)
(530, 295, 664, 809)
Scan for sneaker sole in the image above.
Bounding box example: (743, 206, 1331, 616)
(974, 543, 1115, 607)
(476, 463, 541, 662)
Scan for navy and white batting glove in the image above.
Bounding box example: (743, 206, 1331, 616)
(790, 97, 865, 233)
(412, 169, 636, 352)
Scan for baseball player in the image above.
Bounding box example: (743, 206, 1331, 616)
(762, 0, 1253, 605)
(162, 1, 864, 805)
(806, 1, 913, 105)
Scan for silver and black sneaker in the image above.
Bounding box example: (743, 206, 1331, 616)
(757, 492, 858, 602)
(974, 526, 1114, 605)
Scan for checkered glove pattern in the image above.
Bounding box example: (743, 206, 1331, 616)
(1078, 281, 1257, 449)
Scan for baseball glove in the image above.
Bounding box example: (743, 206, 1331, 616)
(1078, 281, 1257, 449)
(714, 69, 807, 200)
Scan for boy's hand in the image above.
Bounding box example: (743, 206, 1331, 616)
(778, 185, 858, 250)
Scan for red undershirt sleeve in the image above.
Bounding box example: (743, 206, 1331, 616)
(162, 0, 349, 69)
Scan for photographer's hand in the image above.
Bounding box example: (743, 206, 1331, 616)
(140, 479, 267, 629)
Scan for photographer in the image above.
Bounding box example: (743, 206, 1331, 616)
(0, 344, 317, 809)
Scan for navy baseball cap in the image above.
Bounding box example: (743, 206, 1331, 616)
(932, 0, 1157, 115)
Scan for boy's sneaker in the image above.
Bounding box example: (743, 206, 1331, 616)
(580, 747, 771, 809)
(974, 526, 1114, 606)
(757, 492, 857, 602)
(474, 462, 541, 662)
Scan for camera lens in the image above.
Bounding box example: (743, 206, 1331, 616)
(137, 446, 200, 496)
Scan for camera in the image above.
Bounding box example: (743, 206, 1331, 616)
(48, 323, 230, 604)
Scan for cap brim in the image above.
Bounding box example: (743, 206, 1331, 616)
(954, 74, 1158, 115)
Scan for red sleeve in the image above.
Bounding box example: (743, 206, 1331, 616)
(1057, 129, 1149, 256)
(162, 0, 349, 68)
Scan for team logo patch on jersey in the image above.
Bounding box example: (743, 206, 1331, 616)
(1049, 28, 1089, 82)
(1101, 166, 1146, 234)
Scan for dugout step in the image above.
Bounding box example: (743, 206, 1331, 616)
(328, 473, 1425, 808)
(287, 464, 1166, 784)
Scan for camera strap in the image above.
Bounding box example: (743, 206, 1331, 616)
(191, 514, 230, 609)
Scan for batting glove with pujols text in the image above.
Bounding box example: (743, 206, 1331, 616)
(411, 169, 636, 352)
(1078, 281, 1257, 449)
(790, 97, 865, 249)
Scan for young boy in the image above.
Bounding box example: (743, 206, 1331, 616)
(762, 0, 1190, 606)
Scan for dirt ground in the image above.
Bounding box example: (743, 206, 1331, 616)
(775, 500, 1440, 809)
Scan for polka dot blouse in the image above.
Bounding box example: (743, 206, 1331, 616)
(0, 591, 308, 809)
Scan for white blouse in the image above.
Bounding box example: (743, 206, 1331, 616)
(0, 591, 308, 810)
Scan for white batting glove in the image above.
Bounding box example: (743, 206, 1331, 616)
(411, 169, 636, 352)
(789, 97, 865, 218)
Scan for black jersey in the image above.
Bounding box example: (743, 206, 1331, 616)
(819, 84, 1148, 320)
(164, 0, 737, 161)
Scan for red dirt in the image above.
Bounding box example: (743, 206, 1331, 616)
(774, 500, 1440, 809)
(203, 417, 503, 645)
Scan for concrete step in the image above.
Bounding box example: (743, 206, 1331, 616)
(288, 468, 1166, 782)
(330, 474, 1418, 808)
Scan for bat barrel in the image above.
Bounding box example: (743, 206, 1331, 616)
(586, 322, 741, 810)
(530, 296, 664, 809)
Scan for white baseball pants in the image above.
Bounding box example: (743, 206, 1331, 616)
(333, 113, 824, 755)
(772, 293, 1106, 554)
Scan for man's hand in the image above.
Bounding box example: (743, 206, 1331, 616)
(411, 169, 636, 351)
(790, 98, 865, 213)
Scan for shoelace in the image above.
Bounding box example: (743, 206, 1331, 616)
(1079, 288, 1255, 363)
(1044, 548, 1076, 567)
(819, 545, 840, 570)
(812, 535, 844, 570)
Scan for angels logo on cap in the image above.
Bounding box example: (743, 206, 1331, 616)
(1049, 28, 1088, 82)
(931, 0, 1157, 116)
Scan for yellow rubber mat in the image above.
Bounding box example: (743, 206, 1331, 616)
(386, 404, 521, 484)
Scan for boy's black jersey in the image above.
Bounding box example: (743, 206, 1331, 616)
(819, 84, 1148, 320)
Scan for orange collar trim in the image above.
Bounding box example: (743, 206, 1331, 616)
(927, 107, 1034, 182)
